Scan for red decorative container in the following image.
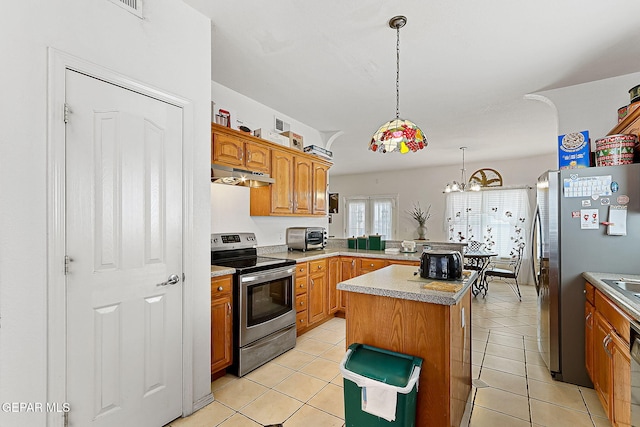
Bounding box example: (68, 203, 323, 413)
(595, 134, 637, 166)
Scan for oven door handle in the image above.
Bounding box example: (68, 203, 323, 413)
(240, 266, 295, 284)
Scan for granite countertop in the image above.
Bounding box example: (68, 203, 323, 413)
(263, 248, 422, 263)
(210, 249, 422, 277)
(583, 271, 640, 323)
(211, 265, 235, 277)
(337, 264, 477, 306)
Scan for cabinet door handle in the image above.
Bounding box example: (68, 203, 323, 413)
(300, 300, 305, 306)
(311, 278, 315, 288)
(585, 312, 592, 329)
(602, 334, 612, 358)
(218, 286, 224, 291)
(352, 260, 355, 267)
(227, 302, 231, 316)
(247, 150, 252, 162)
(317, 265, 322, 270)
(238, 147, 243, 162)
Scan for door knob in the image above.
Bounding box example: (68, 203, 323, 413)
(157, 274, 180, 287)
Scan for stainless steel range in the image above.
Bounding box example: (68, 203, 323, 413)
(211, 232, 296, 377)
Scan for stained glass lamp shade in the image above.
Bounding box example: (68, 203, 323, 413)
(369, 118, 427, 154)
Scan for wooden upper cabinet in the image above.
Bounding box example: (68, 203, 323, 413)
(313, 162, 328, 215)
(294, 157, 313, 215)
(212, 132, 244, 168)
(244, 141, 270, 173)
(211, 123, 332, 217)
(212, 127, 270, 173)
(270, 149, 295, 214)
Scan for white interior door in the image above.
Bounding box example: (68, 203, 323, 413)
(65, 69, 183, 427)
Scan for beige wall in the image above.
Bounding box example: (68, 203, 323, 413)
(328, 153, 556, 242)
(0, 1, 211, 424)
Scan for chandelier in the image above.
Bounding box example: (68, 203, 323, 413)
(369, 16, 427, 154)
(444, 147, 481, 192)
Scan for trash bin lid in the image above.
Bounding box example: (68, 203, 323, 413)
(344, 343, 423, 388)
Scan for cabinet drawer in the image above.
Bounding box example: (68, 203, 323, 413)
(296, 293, 308, 313)
(296, 262, 308, 277)
(211, 276, 232, 296)
(296, 310, 308, 330)
(295, 276, 307, 295)
(595, 289, 630, 343)
(309, 259, 327, 273)
(585, 281, 595, 305)
(357, 258, 387, 271)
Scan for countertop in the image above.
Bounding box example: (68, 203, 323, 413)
(210, 265, 235, 278)
(583, 271, 640, 323)
(210, 248, 423, 277)
(262, 248, 422, 263)
(337, 265, 477, 306)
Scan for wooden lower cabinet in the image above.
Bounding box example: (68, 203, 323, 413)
(586, 281, 631, 426)
(611, 331, 631, 426)
(211, 275, 233, 375)
(295, 263, 309, 335)
(327, 256, 340, 314)
(585, 300, 595, 381)
(356, 257, 388, 275)
(308, 259, 327, 325)
(339, 257, 356, 311)
(344, 286, 472, 427)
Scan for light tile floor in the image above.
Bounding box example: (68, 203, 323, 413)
(167, 282, 610, 427)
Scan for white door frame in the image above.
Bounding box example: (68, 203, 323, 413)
(46, 48, 200, 426)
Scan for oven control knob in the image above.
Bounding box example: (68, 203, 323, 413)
(212, 238, 218, 244)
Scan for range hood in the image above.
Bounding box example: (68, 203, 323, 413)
(211, 164, 275, 187)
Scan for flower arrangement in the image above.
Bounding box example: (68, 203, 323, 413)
(407, 202, 431, 226)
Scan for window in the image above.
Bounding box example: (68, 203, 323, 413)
(445, 188, 531, 258)
(344, 195, 398, 239)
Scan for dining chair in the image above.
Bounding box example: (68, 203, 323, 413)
(484, 244, 524, 301)
(463, 240, 485, 271)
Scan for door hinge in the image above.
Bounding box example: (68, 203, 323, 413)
(182, 273, 186, 282)
(64, 103, 71, 124)
(63, 411, 68, 427)
(64, 255, 72, 275)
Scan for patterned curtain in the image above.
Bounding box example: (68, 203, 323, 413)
(445, 189, 531, 260)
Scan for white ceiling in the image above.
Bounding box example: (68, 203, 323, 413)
(185, 0, 640, 176)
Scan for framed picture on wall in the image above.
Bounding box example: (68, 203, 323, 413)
(329, 193, 339, 213)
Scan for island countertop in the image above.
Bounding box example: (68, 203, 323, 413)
(337, 264, 477, 305)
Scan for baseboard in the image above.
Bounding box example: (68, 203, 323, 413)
(192, 392, 214, 413)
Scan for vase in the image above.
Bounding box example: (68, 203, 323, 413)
(417, 225, 427, 240)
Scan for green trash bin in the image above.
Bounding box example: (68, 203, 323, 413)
(339, 343, 423, 427)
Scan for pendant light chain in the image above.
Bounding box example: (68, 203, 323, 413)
(396, 24, 400, 119)
(368, 15, 427, 154)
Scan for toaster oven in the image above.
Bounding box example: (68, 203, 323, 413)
(286, 227, 327, 251)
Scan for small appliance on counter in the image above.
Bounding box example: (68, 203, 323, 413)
(401, 240, 417, 253)
(419, 250, 462, 280)
(286, 227, 327, 251)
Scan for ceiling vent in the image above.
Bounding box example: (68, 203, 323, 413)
(108, 0, 143, 18)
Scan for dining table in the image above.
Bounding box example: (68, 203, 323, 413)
(464, 250, 498, 297)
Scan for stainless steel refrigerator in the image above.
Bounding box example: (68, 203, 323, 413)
(533, 163, 640, 387)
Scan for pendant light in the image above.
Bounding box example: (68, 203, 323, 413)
(444, 147, 481, 192)
(369, 16, 427, 154)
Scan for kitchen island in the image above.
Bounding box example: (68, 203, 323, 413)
(337, 265, 477, 427)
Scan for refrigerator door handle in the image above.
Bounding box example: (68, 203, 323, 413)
(531, 206, 541, 296)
